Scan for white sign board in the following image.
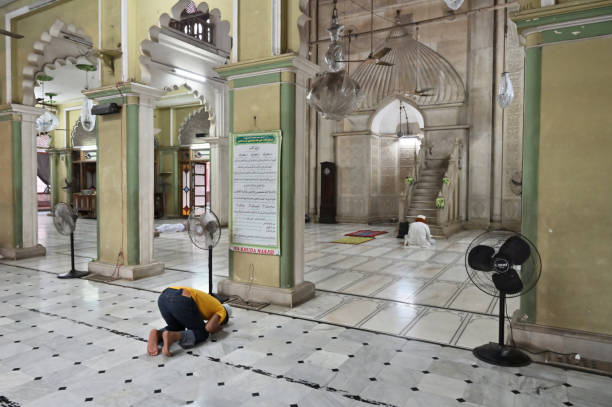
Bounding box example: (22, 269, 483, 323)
(230, 132, 281, 256)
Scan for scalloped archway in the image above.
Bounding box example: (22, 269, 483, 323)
(21, 19, 97, 106)
(140, 0, 232, 225)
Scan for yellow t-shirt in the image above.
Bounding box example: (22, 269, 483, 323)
(168, 286, 227, 323)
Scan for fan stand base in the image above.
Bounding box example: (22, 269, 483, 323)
(57, 269, 90, 279)
(473, 342, 531, 367)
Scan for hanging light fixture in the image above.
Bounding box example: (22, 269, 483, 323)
(497, 8, 513, 109)
(36, 109, 60, 133)
(307, 0, 363, 120)
(35, 74, 60, 133)
(444, 0, 465, 11)
(76, 63, 97, 132)
(497, 71, 514, 109)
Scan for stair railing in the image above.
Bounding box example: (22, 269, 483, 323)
(397, 142, 426, 224)
(436, 139, 462, 227)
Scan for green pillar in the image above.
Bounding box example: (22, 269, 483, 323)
(215, 55, 317, 306)
(50, 150, 58, 208)
(520, 46, 542, 323)
(11, 119, 23, 248)
(0, 105, 46, 259)
(83, 83, 164, 279)
(280, 82, 296, 288)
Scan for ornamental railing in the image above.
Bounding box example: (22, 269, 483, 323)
(169, 13, 213, 44)
(436, 139, 462, 226)
(397, 142, 427, 224)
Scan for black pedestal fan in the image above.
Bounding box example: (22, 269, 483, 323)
(52, 203, 90, 279)
(187, 207, 227, 302)
(465, 230, 542, 367)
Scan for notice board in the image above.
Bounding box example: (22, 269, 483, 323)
(229, 131, 282, 256)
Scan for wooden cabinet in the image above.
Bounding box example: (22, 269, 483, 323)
(72, 150, 97, 218)
(73, 193, 96, 218)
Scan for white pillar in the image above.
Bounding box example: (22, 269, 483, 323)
(137, 87, 163, 265)
(13, 104, 46, 248)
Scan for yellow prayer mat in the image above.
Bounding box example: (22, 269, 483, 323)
(331, 236, 374, 245)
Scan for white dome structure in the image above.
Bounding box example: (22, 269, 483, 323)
(352, 16, 465, 110)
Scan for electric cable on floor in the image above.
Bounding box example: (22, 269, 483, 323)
(504, 302, 577, 357)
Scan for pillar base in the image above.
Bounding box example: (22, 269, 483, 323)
(0, 244, 46, 260)
(511, 313, 612, 366)
(88, 261, 164, 280)
(218, 280, 315, 308)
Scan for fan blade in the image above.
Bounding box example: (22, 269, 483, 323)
(375, 60, 394, 67)
(371, 47, 391, 60)
(468, 245, 496, 271)
(498, 236, 531, 266)
(0, 28, 24, 39)
(204, 220, 218, 235)
(492, 268, 524, 295)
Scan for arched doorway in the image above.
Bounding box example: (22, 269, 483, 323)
(140, 0, 231, 226)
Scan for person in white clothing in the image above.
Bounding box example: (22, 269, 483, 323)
(155, 221, 189, 234)
(404, 215, 435, 248)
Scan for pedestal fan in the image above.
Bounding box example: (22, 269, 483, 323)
(53, 203, 90, 279)
(187, 207, 226, 301)
(465, 230, 542, 367)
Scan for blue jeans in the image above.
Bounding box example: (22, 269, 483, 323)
(158, 288, 209, 348)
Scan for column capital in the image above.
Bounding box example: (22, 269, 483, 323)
(83, 82, 166, 104)
(0, 104, 46, 119)
(215, 53, 319, 81)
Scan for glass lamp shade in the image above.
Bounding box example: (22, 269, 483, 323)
(497, 72, 514, 109)
(444, 0, 464, 11)
(35, 110, 59, 132)
(307, 70, 363, 121)
(306, 0, 363, 120)
(80, 97, 96, 132)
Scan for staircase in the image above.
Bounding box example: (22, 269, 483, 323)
(405, 162, 447, 239)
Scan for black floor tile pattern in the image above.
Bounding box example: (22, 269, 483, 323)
(0, 262, 610, 407)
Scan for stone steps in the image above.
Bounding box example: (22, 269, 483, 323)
(404, 159, 448, 238)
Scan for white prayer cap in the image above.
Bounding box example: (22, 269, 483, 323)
(416, 215, 426, 220)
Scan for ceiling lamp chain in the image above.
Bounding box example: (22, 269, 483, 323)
(497, 7, 514, 109)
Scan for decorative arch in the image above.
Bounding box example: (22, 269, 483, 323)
(22, 19, 96, 106)
(178, 106, 211, 145)
(369, 96, 425, 135)
(140, 1, 231, 139)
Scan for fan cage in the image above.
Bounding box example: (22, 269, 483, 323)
(464, 230, 542, 298)
(188, 207, 221, 250)
(53, 202, 77, 236)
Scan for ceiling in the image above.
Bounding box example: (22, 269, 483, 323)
(35, 58, 100, 104)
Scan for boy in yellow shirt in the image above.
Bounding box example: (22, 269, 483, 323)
(147, 286, 232, 356)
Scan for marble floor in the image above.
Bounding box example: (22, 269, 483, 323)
(0, 214, 611, 406)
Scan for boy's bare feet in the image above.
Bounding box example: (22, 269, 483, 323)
(147, 329, 161, 356)
(161, 330, 181, 356)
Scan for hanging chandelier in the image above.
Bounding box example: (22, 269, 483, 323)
(497, 72, 514, 109)
(77, 63, 98, 132)
(306, 0, 363, 120)
(35, 109, 59, 133)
